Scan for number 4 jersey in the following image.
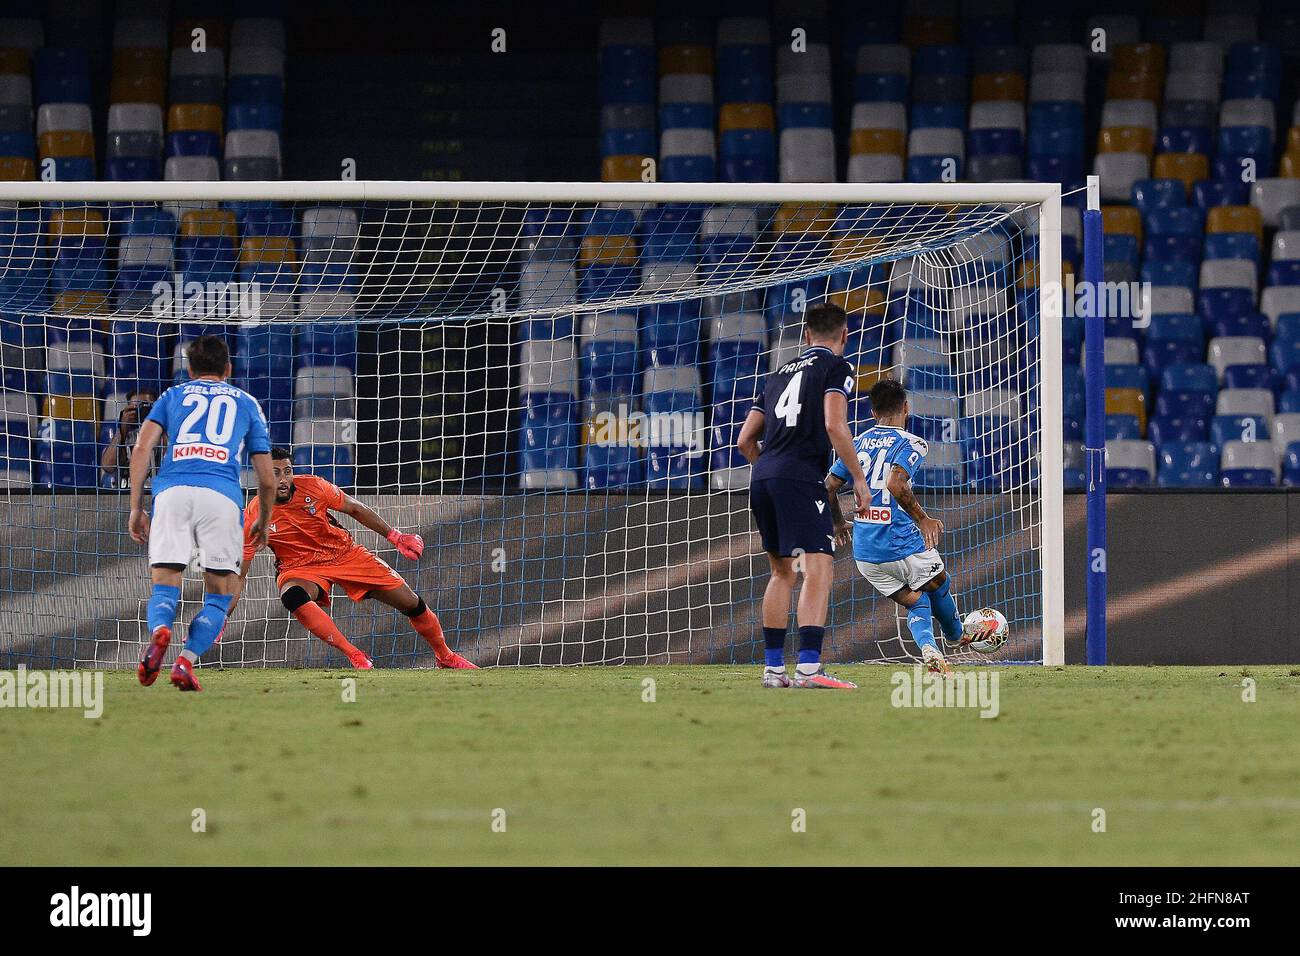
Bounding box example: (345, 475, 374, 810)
(828, 424, 929, 563)
(145, 379, 271, 509)
(751, 345, 855, 484)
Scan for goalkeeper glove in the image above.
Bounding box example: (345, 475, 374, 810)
(387, 528, 424, 560)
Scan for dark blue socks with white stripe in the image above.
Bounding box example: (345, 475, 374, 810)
(930, 578, 963, 644)
(147, 583, 179, 634)
(763, 627, 785, 668)
(183, 593, 234, 659)
(906, 593, 938, 653)
(795, 625, 824, 675)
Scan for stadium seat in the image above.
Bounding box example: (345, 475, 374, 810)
(1220, 439, 1277, 485)
(1158, 440, 1219, 486)
(1105, 438, 1155, 487)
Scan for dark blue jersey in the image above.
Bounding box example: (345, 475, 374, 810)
(750, 345, 855, 485)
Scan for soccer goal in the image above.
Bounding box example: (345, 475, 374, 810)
(0, 180, 1063, 669)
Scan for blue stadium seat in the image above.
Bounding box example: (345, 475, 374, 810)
(293, 445, 354, 489)
(1210, 415, 1269, 447)
(1105, 414, 1141, 440)
(520, 392, 576, 472)
(1142, 259, 1197, 289)
(297, 323, 357, 371)
(1131, 178, 1185, 215)
(1212, 312, 1271, 341)
(1223, 364, 1280, 393)
(1144, 207, 1203, 262)
(640, 302, 701, 367)
(1284, 442, 1300, 486)
(584, 442, 643, 489)
(1158, 441, 1219, 486)
(1148, 414, 1208, 445)
(1220, 467, 1275, 487)
(1193, 178, 1251, 211)
(34, 419, 98, 487)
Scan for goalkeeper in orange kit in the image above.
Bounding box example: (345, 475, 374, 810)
(228, 447, 477, 670)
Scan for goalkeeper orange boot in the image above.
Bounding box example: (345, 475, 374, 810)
(791, 668, 857, 689)
(137, 626, 171, 687)
(436, 650, 478, 669)
(169, 656, 202, 692)
(348, 651, 374, 670)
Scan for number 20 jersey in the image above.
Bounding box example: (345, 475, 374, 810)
(145, 379, 271, 509)
(828, 424, 929, 563)
(750, 345, 855, 485)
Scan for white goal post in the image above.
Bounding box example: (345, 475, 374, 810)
(0, 179, 1063, 668)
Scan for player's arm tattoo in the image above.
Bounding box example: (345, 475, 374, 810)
(888, 465, 929, 524)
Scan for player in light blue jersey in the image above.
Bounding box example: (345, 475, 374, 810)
(128, 335, 276, 691)
(825, 379, 994, 676)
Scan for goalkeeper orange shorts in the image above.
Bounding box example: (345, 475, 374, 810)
(276, 546, 406, 606)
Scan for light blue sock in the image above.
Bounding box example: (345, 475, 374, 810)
(931, 578, 963, 644)
(147, 583, 180, 633)
(183, 593, 233, 659)
(906, 592, 938, 653)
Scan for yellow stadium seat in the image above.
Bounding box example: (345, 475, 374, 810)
(718, 102, 774, 133)
(773, 201, 836, 235)
(849, 128, 905, 156)
(1152, 152, 1208, 193)
(903, 17, 956, 46)
(1282, 152, 1300, 179)
(971, 72, 1026, 101)
(111, 74, 165, 106)
(1287, 127, 1300, 156)
(1105, 388, 1146, 433)
(0, 48, 29, 73)
(659, 45, 712, 76)
(48, 208, 107, 238)
(827, 288, 886, 323)
(240, 236, 297, 266)
(0, 157, 34, 181)
(1207, 205, 1263, 245)
(180, 209, 237, 239)
(855, 365, 890, 392)
(38, 130, 94, 160)
(1102, 205, 1142, 242)
(1098, 126, 1154, 157)
(167, 103, 222, 135)
(601, 154, 648, 182)
(1112, 43, 1166, 78)
(579, 234, 638, 266)
(1106, 70, 1162, 101)
(113, 47, 165, 80)
(51, 291, 108, 315)
(44, 395, 99, 423)
(831, 234, 883, 262)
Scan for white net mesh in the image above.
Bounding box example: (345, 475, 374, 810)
(0, 184, 1058, 668)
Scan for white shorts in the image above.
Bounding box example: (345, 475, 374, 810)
(149, 486, 243, 573)
(856, 549, 945, 596)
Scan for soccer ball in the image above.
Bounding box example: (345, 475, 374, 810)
(962, 608, 1009, 653)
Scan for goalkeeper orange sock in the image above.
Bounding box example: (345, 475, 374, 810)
(293, 602, 364, 660)
(407, 601, 450, 656)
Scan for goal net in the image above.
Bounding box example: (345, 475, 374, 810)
(0, 181, 1063, 669)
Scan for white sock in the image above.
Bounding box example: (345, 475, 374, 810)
(764, 664, 786, 672)
(180, 649, 198, 664)
(796, 662, 821, 676)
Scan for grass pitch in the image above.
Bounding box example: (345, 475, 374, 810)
(2, 665, 1298, 866)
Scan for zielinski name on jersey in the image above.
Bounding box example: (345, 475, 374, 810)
(171, 442, 230, 462)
